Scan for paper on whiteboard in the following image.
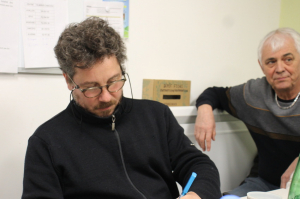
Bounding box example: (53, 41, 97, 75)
(21, 0, 68, 68)
(103, 0, 129, 38)
(0, 0, 20, 73)
(84, 0, 124, 37)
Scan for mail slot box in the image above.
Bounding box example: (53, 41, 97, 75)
(142, 79, 191, 106)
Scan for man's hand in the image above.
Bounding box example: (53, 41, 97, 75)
(280, 157, 299, 188)
(179, 191, 201, 199)
(194, 104, 216, 151)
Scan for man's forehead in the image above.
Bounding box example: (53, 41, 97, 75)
(74, 57, 120, 74)
(262, 38, 298, 57)
(73, 67, 122, 84)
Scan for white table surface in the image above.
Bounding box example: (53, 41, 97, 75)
(240, 188, 289, 199)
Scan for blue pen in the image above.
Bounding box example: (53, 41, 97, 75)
(179, 172, 197, 199)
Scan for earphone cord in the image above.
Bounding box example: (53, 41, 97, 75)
(120, 73, 133, 114)
(70, 90, 83, 125)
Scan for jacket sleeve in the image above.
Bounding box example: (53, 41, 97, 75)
(22, 135, 64, 199)
(196, 86, 233, 114)
(165, 106, 221, 199)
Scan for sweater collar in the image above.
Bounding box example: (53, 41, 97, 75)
(68, 97, 130, 124)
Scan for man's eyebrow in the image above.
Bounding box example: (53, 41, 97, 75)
(282, 53, 294, 57)
(265, 57, 276, 63)
(264, 53, 295, 64)
(80, 81, 97, 87)
(107, 73, 121, 81)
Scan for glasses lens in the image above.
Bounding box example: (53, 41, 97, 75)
(84, 88, 102, 98)
(108, 80, 125, 92)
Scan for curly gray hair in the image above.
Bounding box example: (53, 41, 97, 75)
(54, 17, 127, 79)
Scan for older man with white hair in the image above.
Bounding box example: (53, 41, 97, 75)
(194, 27, 300, 197)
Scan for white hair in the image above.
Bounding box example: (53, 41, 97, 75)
(257, 28, 300, 63)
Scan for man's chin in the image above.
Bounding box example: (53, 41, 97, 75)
(273, 84, 292, 93)
(94, 109, 114, 118)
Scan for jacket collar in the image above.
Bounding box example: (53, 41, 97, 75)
(68, 97, 129, 125)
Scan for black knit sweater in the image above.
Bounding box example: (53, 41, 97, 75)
(22, 97, 221, 199)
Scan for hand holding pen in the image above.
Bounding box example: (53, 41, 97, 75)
(178, 172, 197, 199)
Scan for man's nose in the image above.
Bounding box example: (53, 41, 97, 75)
(275, 61, 285, 73)
(97, 87, 112, 102)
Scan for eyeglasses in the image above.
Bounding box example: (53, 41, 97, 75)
(68, 74, 126, 98)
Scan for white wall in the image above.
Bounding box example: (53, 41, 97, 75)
(171, 107, 257, 192)
(0, 0, 281, 198)
(125, 0, 280, 102)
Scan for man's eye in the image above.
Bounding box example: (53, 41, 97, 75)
(85, 86, 98, 90)
(283, 57, 294, 64)
(108, 80, 117, 84)
(266, 61, 275, 66)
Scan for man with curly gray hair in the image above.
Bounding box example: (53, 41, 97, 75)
(22, 17, 221, 199)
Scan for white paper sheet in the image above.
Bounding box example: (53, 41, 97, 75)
(0, 0, 20, 73)
(84, 0, 124, 37)
(21, 0, 68, 68)
(103, 0, 129, 38)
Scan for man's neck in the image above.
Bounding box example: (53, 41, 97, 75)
(276, 89, 300, 100)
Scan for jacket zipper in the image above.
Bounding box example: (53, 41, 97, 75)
(112, 114, 115, 131)
(112, 115, 147, 199)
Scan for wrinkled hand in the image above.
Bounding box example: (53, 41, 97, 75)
(194, 105, 216, 151)
(281, 157, 299, 188)
(178, 191, 201, 199)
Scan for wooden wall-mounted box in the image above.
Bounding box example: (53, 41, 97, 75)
(142, 79, 191, 106)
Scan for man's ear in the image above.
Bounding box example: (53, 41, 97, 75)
(258, 59, 265, 75)
(63, 73, 74, 91)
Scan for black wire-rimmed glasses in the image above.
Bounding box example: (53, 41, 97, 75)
(68, 74, 126, 98)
